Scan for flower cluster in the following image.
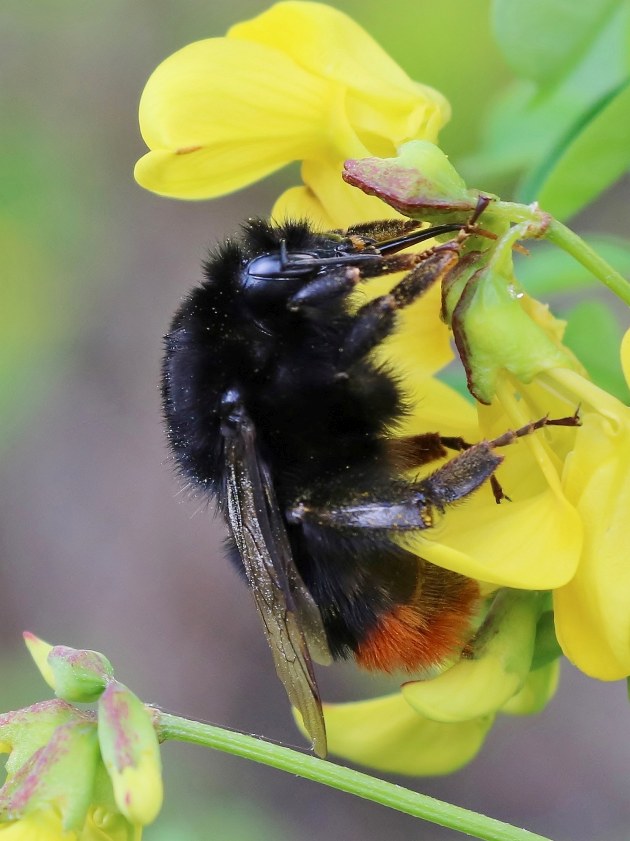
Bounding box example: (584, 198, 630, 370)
(0, 634, 163, 839)
(135, 1, 630, 774)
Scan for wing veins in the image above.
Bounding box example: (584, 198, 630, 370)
(224, 420, 327, 756)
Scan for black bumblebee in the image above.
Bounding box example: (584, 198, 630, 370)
(162, 210, 574, 756)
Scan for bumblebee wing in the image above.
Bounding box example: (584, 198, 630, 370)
(224, 420, 327, 757)
(258, 456, 333, 669)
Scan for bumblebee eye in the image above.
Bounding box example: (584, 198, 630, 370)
(246, 252, 320, 281)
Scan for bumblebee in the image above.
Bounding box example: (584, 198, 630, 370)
(162, 211, 574, 756)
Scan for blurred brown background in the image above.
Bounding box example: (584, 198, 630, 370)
(2, 1, 629, 839)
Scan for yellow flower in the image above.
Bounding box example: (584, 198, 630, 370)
(136, 0, 630, 772)
(397, 314, 630, 683)
(134, 1, 449, 227)
(135, 2, 456, 375)
(436, 244, 630, 681)
(322, 238, 629, 771)
(544, 356, 630, 680)
(440, 356, 630, 685)
(0, 807, 140, 841)
(388, 356, 583, 595)
(302, 592, 561, 774)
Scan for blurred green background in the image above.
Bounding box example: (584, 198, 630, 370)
(2, 1, 630, 839)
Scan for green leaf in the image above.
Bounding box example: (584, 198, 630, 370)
(492, 0, 622, 87)
(514, 236, 630, 297)
(563, 300, 629, 399)
(526, 79, 630, 219)
(349, 0, 510, 159)
(464, 0, 630, 190)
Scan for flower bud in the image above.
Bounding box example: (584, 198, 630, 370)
(297, 696, 493, 776)
(97, 681, 163, 825)
(343, 141, 486, 221)
(23, 632, 114, 703)
(47, 646, 114, 703)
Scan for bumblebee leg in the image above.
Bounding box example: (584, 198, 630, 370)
(387, 432, 450, 470)
(286, 440, 500, 532)
(391, 432, 507, 502)
(339, 245, 460, 366)
(287, 223, 462, 311)
(338, 197, 494, 364)
(287, 495, 435, 531)
(287, 253, 428, 310)
(344, 218, 422, 247)
(288, 412, 580, 529)
(287, 264, 362, 309)
(418, 411, 580, 507)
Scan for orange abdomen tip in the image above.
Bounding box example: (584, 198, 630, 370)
(355, 573, 479, 673)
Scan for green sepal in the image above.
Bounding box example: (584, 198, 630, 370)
(343, 141, 489, 222)
(0, 700, 84, 776)
(530, 611, 563, 671)
(446, 224, 578, 402)
(0, 720, 100, 832)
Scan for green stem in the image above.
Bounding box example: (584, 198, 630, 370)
(157, 712, 552, 841)
(544, 218, 630, 306)
(484, 201, 630, 306)
(490, 201, 539, 225)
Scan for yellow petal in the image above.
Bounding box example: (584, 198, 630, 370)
(135, 38, 329, 198)
(404, 489, 580, 589)
(501, 661, 560, 715)
(229, 2, 449, 121)
(320, 693, 493, 775)
(395, 376, 478, 439)
(554, 406, 630, 679)
(397, 418, 582, 588)
(621, 327, 630, 388)
(272, 157, 409, 231)
(0, 811, 75, 840)
(375, 289, 455, 384)
(84, 808, 141, 841)
(271, 186, 334, 231)
(23, 633, 55, 690)
(402, 591, 538, 722)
